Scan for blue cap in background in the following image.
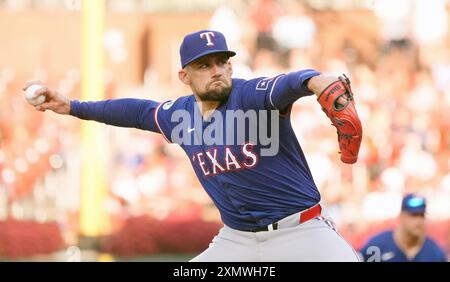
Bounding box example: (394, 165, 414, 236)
(401, 193, 426, 215)
(179, 30, 236, 68)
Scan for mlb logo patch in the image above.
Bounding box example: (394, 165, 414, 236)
(256, 77, 274, 91)
(162, 100, 174, 110)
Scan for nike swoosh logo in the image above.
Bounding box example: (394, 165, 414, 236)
(188, 128, 195, 133)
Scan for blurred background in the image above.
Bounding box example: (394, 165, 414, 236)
(0, 0, 449, 261)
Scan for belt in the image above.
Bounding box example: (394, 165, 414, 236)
(249, 203, 322, 232)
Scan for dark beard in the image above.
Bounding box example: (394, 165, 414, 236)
(198, 86, 232, 103)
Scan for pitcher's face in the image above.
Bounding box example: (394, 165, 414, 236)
(179, 53, 233, 102)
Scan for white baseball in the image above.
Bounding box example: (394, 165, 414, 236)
(24, 84, 46, 106)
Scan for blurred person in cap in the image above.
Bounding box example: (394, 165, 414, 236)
(360, 193, 447, 262)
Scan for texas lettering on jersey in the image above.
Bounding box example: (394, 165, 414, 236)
(192, 143, 258, 177)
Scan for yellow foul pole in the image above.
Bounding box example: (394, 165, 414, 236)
(80, 0, 109, 237)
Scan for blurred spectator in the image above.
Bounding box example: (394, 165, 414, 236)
(249, 0, 282, 51)
(359, 194, 447, 262)
(373, 0, 412, 44)
(412, 0, 448, 46)
(272, 0, 316, 51)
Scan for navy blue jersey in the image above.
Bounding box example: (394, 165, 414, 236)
(71, 70, 321, 231)
(359, 230, 447, 262)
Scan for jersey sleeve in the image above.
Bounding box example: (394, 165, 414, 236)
(437, 247, 448, 262)
(153, 100, 177, 143)
(239, 69, 321, 113)
(153, 96, 194, 144)
(70, 98, 160, 132)
(428, 238, 448, 262)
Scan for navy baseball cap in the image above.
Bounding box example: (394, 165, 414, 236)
(179, 30, 236, 68)
(401, 194, 426, 215)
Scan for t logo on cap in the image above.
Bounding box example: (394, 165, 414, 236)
(179, 29, 236, 68)
(200, 31, 215, 46)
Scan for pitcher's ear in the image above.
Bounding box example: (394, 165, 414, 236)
(178, 69, 190, 85)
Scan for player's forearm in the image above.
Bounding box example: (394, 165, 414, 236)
(70, 98, 159, 131)
(306, 74, 340, 97)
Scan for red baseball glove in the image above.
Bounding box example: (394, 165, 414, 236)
(317, 74, 362, 164)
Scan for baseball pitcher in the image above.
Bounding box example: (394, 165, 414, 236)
(23, 30, 363, 261)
